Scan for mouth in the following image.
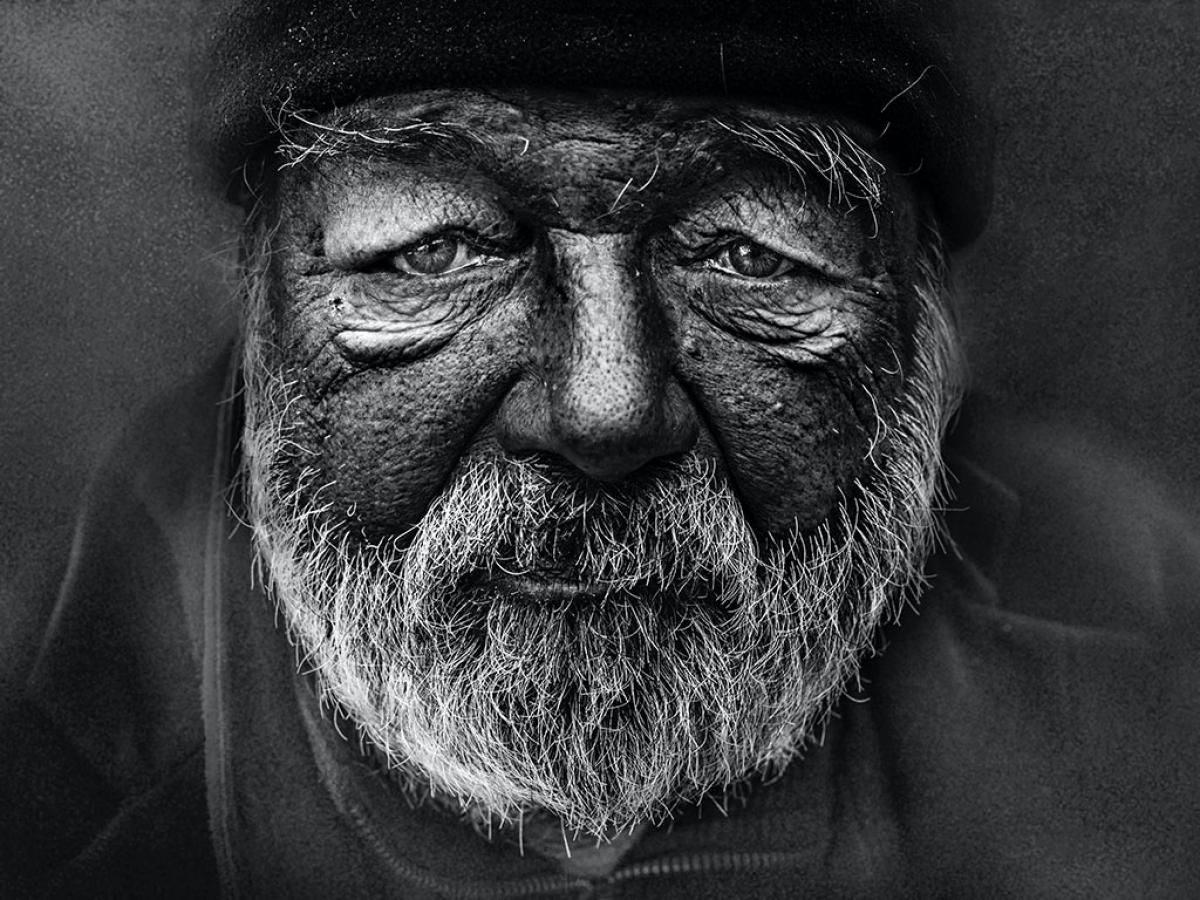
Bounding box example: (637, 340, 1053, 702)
(486, 572, 611, 604)
(476, 569, 730, 616)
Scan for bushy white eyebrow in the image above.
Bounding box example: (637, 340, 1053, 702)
(270, 100, 482, 170)
(710, 118, 886, 227)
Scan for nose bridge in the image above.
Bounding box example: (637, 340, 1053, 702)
(493, 227, 696, 481)
(549, 230, 663, 435)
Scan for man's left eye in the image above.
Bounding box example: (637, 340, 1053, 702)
(386, 236, 488, 276)
(709, 239, 795, 279)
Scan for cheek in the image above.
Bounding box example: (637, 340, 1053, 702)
(679, 310, 906, 537)
(280, 324, 520, 539)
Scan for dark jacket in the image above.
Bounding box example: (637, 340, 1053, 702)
(6, 354, 1200, 899)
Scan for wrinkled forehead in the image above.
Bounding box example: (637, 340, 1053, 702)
(268, 87, 924, 243)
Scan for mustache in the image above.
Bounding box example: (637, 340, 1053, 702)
(400, 453, 763, 613)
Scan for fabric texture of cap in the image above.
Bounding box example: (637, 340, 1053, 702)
(199, 0, 994, 247)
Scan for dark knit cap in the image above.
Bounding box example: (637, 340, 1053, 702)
(200, 0, 994, 248)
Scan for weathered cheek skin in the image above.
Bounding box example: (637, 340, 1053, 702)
(666, 181, 920, 537)
(313, 327, 518, 534)
(674, 254, 912, 535)
(679, 330, 882, 537)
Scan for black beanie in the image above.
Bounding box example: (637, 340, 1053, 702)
(200, 0, 994, 248)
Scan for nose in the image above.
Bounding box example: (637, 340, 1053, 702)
(497, 230, 698, 481)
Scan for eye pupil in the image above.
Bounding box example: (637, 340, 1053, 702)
(727, 240, 783, 278)
(401, 236, 459, 275)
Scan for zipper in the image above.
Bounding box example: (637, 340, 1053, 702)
(612, 849, 810, 881)
(351, 794, 808, 899)
(346, 803, 595, 899)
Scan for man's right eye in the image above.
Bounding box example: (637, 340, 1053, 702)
(382, 235, 493, 277)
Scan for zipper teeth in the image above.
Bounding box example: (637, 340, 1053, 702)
(613, 850, 810, 881)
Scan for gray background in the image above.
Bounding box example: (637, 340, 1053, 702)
(3, 0, 1199, 691)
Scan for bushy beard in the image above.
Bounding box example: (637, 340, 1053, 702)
(239, 244, 961, 839)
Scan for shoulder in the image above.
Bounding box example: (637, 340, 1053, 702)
(859, 399, 1200, 892)
(942, 396, 1200, 642)
(2, 351, 236, 896)
(26, 349, 238, 785)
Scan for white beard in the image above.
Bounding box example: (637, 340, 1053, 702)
(240, 261, 960, 838)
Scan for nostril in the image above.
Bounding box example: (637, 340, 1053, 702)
(557, 440, 669, 483)
(496, 376, 699, 483)
(549, 384, 699, 481)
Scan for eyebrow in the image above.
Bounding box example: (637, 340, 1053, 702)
(703, 118, 887, 217)
(273, 106, 485, 170)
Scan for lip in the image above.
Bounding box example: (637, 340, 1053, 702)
(488, 573, 609, 604)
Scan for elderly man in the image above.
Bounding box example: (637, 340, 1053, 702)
(8, 1, 1200, 897)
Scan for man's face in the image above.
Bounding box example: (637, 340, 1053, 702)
(241, 88, 959, 836)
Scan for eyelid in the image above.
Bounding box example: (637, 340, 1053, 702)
(355, 227, 511, 274)
(741, 236, 856, 283)
(398, 228, 490, 253)
(694, 233, 855, 285)
(322, 187, 517, 267)
(671, 178, 872, 280)
(326, 213, 452, 266)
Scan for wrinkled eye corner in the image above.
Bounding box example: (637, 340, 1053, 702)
(706, 238, 796, 280)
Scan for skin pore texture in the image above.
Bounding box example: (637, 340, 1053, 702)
(240, 88, 962, 866)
